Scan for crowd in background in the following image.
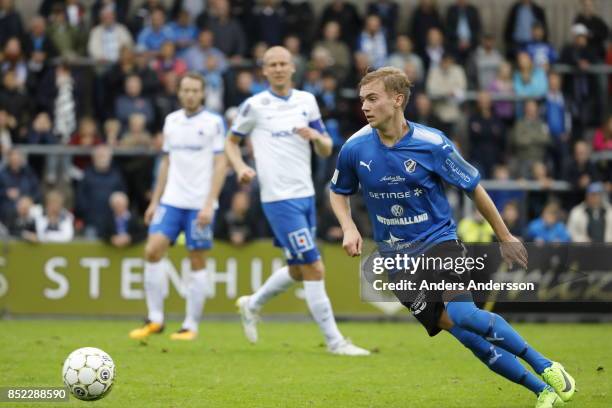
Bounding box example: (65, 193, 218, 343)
(0, 0, 610, 246)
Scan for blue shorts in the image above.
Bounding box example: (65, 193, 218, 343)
(148, 203, 214, 251)
(262, 196, 321, 265)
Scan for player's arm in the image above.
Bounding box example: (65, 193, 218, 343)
(198, 153, 227, 226)
(225, 133, 256, 184)
(468, 185, 527, 268)
(329, 191, 362, 257)
(145, 154, 169, 225)
(295, 126, 333, 158)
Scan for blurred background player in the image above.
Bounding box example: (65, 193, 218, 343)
(329, 67, 575, 407)
(129, 72, 227, 341)
(225, 46, 369, 356)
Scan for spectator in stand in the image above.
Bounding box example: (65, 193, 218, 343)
(513, 51, 548, 101)
(0, 69, 30, 136)
(387, 35, 424, 83)
(502, 200, 523, 238)
(103, 118, 122, 146)
(91, 0, 131, 26)
(0, 110, 13, 161)
(284, 35, 307, 85)
(136, 6, 173, 56)
(468, 91, 505, 178)
(526, 201, 570, 243)
(567, 182, 612, 242)
(182, 29, 228, 75)
(564, 140, 600, 205)
(457, 209, 495, 243)
(114, 74, 155, 130)
(196, 0, 246, 63)
(410, 93, 444, 132)
(487, 61, 515, 125)
(319, 0, 362, 50)
(29, 189, 74, 243)
(1, 37, 28, 90)
(524, 22, 557, 71)
(36, 62, 83, 143)
(421, 27, 445, 74)
(0, 0, 23, 48)
(21, 15, 58, 94)
(153, 71, 179, 129)
(410, 0, 443, 56)
(102, 191, 146, 247)
(509, 99, 550, 178)
(225, 69, 253, 109)
(469, 33, 503, 90)
(76, 145, 126, 239)
(0, 148, 41, 225)
(343, 51, 370, 89)
(278, 0, 315, 51)
(426, 52, 467, 134)
(593, 115, 612, 151)
(47, 3, 83, 57)
(88, 6, 134, 64)
(357, 14, 388, 70)
(68, 117, 103, 170)
(504, 0, 547, 58)
(120, 113, 151, 148)
(215, 190, 260, 245)
(561, 23, 601, 138)
(252, 0, 286, 46)
(168, 9, 198, 56)
(366, 0, 399, 43)
(7, 195, 38, 240)
(446, 0, 481, 63)
(488, 164, 525, 211)
(63, 0, 87, 29)
(574, 0, 609, 60)
(315, 21, 351, 84)
(128, 0, 166, 36)
(26, 112, 59, 182)
(544, 72, 569, 177)
(150, 41, 187, 84)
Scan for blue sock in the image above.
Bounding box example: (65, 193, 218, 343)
(446, 298, 552, 374)
(449, 325, 547, 394)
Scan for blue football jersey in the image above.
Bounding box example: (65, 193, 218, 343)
(331, 121, 480, 255)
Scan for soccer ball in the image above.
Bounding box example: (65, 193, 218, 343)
(62, 347, 115, 401)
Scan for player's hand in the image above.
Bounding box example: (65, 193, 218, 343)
(144, 203, 158, 225)
(499, 235, 528, 269)
(197, 204, 214, 227)
(237, 166, 256, 184)
(294, 127, 320, 141)
(342, 227, 363, 257)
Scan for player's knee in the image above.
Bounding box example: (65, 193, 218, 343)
(288, 265, 303, 281)
(189, 251, 207, 270)
(301, 261, 324, 280)
(144, 243, 163, 262)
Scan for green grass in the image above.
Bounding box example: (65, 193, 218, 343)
(0, 320, 610, 407)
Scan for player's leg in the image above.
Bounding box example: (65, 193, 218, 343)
(172, 211, 214, 340)
(129, 204, 180, 339)
(445, 295, 575, 401)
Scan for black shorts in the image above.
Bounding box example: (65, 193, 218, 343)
(389, 239, 471, 337)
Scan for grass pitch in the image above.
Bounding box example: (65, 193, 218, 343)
(0, 319, 610, 407)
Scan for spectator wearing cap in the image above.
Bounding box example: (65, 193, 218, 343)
(567, 182, 612, 242)
(574, 0, 609, 59)
(525, 201, 571, 243)
(560, 23, 600, 138)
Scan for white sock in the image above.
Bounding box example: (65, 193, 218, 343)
(182, 268, 208, 332)
(248, 266, 295, 310)
(144, 260, 166, 324)
(303, 280, 343, 346)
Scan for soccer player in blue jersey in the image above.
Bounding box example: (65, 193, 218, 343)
(329, 67, 576, 407)
(225, 46, 369, 355)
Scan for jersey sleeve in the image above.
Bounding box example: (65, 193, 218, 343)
(162, 118, 170, 153)
(306, 94, 327, 134)
(330, 144, 359, 195)
(213, 116, 226, 154)
(432, 139, 480, 192)
(230, 99, 256, 137)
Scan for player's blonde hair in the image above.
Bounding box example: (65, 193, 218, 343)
(358, 67, 412, 110)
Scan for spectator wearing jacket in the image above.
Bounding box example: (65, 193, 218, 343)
(567, 182, 612, 242)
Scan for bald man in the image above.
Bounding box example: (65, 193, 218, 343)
(225, 46, 369, 356)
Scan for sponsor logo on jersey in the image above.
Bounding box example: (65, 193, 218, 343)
(380, 175, 406, 185)
(271, 129, 295, 137)
(359, 160, 372, 172)
(376, 212, 429, 226)
(369, 190, 411, 199)
(331, 169, 339, 185)
(391, 205, 403, 216)
(403, 159, 417, 174)
(445, 158, 472, 183)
